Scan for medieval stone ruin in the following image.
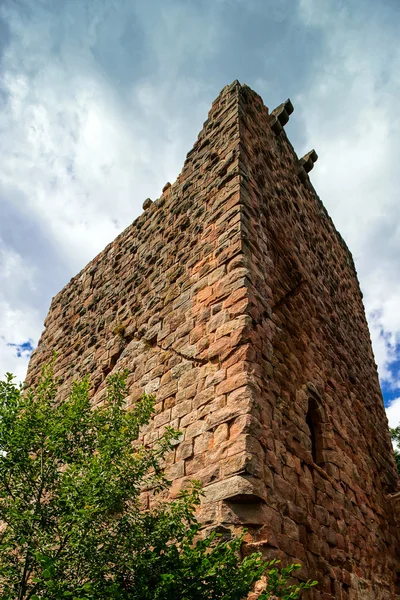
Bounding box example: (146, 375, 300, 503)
(27, 81, 400, 599)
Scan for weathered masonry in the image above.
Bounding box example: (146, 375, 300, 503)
(27, 81, 400, 599)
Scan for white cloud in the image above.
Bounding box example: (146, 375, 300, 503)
(0, 244, 41, 380)
(386, 397, 400, 429)
(1, 0, 400, 413)
(0, 0, 217, 380)
(296, 0, 400, 395)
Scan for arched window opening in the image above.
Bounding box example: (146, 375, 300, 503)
(306, 396, 324, 467)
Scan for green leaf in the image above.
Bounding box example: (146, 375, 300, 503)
(0, 364, 318, 600)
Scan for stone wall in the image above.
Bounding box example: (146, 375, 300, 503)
(235, 84, 399, 599)
(27, 81, 399, 599)
(27, 80, 263, 510)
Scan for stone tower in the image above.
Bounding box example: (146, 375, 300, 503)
(27, 81, 399, 599)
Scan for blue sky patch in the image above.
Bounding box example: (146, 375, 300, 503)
(6, 339, 35, 359)
(381, 349, 400, 407)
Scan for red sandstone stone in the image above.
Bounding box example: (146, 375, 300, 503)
(26, 81, 399, 599)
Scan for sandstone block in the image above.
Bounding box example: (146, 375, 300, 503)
(176, 440, 194, 461)
(194, 431, 213, 454)
(216, 372, 250, 396)
(171, 399, 192, 420)
(214, 423, 229, 445)
(203, 475, 267, 503)
(185, 419, 206, 439)
(193, 387, 215, 409)
(153, 409, 172, 428)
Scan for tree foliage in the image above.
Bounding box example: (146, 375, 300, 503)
(0, 364, 317, 599)
(390, 426, 400, 474)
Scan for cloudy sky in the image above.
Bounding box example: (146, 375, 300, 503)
(1, 0, 399, 425)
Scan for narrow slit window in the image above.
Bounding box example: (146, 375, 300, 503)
(306, 396, 324, 467)
(306, 409, 317, 464)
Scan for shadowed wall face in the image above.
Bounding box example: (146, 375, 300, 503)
(237, 84, 399, 599)
(27, 82, 399, 600)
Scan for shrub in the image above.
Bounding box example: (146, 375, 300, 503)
(0, 364, 317, 599)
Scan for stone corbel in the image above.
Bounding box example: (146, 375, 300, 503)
(297, 149, 318, 182)
(271, 98, 294, 134)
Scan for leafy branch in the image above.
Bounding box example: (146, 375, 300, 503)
(0, 363, 317, 599)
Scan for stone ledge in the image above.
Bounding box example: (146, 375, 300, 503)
(203, 474, 267, 503)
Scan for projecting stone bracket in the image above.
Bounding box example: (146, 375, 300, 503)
(203, 475, 267, 504)
(297, 149, 318, 182)
(271, 98, 294, 134)
(142, 198, 153, 210)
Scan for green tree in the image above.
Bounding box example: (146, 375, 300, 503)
(0, 364, 317, 599)
(390, 426, 400, 474)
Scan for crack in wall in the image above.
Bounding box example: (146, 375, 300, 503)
(138, 334, 208, 366)
(95, 328, 208, 394)
(272, 277, 306, 311)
